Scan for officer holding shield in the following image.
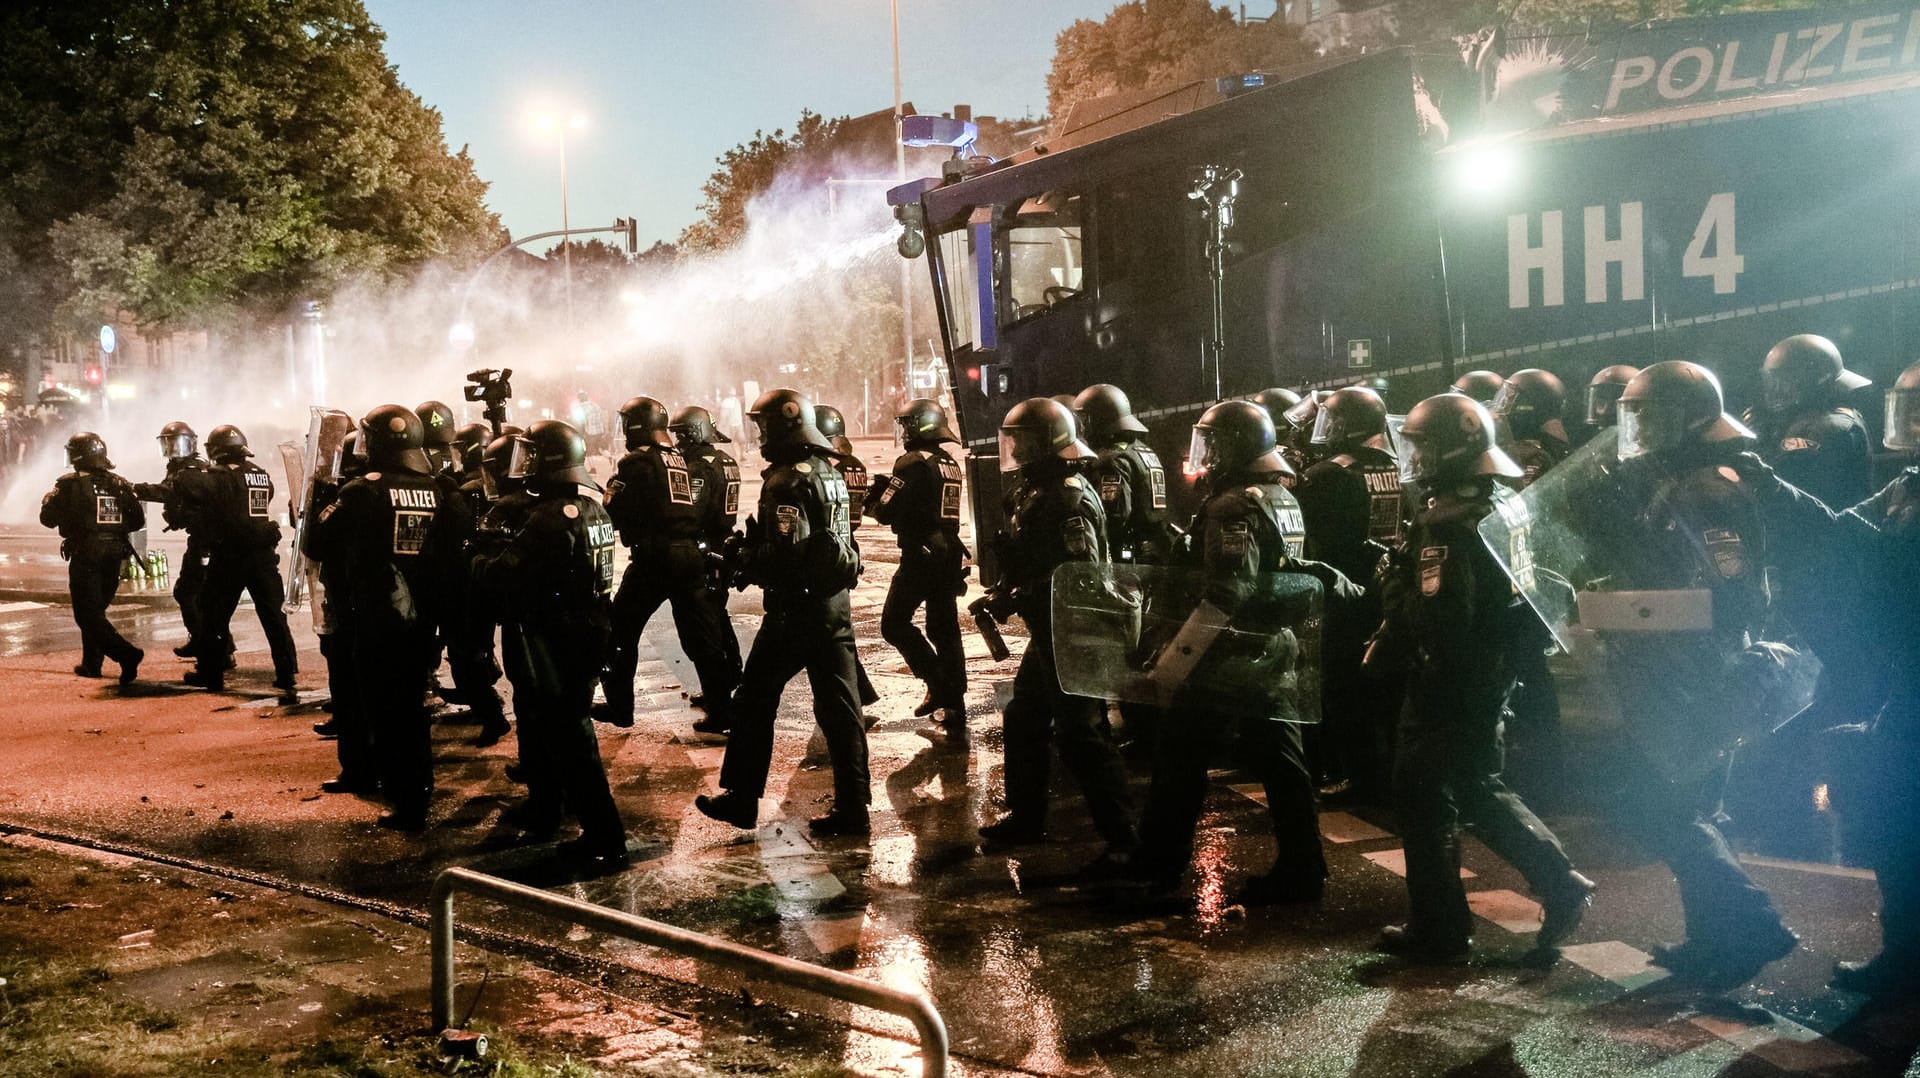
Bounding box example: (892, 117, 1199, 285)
(133, 422, 218, 660)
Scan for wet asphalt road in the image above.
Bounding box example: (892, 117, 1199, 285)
(1, 443, 1918, 1077)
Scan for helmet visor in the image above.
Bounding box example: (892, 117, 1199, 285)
(1761, 367, 1810, 416)
(1398, 433, 1427, 485)
(1281, 393, 1319, 433)
(1308, 407, 1337, 447)
(1617, 400, 1687, 461)
(158, 433, 195, 460)
(506, 435, 534, 480)
(1585, 382, 1626, 427)
(1187, 425, 1214, 476)
(1887, 387, 1920, 451)
(999, 427, 1049, 473)
(1489, 379, 1521, 418)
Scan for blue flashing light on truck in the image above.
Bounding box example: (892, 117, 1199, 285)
(890, 2, 1920, 567)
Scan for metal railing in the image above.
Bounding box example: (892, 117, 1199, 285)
(429, 866, 949, 1078)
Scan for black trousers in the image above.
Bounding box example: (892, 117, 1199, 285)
(881, 547, 966, 708)
(1834, 709, 1920, 964)
(718, 593, 869, 811)
(1001, 616, 1136, 848)
(68, 545, 139, 670)
(1395, 687, 1575, 944)
(507, 624, 625, 852)
(198, 543, 298, 681)
(353, 621, 437, 816)
(174, 536, 210, 649)
(1137, 703, 1324, 883)
(322, 629, 374, 785)
(603, 560, 740, 717)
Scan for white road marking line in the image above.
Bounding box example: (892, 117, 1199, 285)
(1227, 783, 1268, 808)
(1560, 940, 1668, 991)
(1361, 848, 1475, 879)
(1320, 811, 1392, 843)
(1465, 889, 1543, 933)
(1737, 854, 1877, 881)
(1683, 1008, 1867, 1070)
(0, 601, 48, 614)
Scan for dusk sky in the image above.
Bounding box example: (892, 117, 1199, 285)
(364, 0, 1137, 251)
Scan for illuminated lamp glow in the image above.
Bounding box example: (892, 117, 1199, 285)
(1451, 142, 1521, 197)
(105, 383, 137, 401)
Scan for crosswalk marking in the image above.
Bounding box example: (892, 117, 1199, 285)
(1362, 848, 1475, 879)
(0, 601, 48, 614)
(1465, 888, 1543, 933)
(1319, 811, 1391, 843)
(1561, 940, 1666, 990)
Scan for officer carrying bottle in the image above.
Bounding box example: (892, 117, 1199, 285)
(975, 398, 1137, 865)
(671, 404, 746, 714)
(473, 420, 628, 870)
(133, 421, 218, 661)
(186, 425, 298, 694)
(867, 398, 969, 735)
(1371, 392, 1594, 964)
(697, 389, 870, 837)
(40, 432, 145, 683)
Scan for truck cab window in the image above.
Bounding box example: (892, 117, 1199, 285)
(1007, 192, 1083, 322)
(936, 226, 982, 350)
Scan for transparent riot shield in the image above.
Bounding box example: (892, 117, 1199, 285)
(284, 408, 354, 623)
(1052, 562, 1323, 724)
(1476, 429, 1820, 783)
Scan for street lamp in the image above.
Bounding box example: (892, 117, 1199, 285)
(534, 111, 589, 342)
(890, 1, 916, 417)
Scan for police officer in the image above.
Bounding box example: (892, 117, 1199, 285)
(1584, 365, 1640, 431)
(306, 405, 451, 831)
(1293, 385, 1402, 804)
(1132, 400, 1360, 904)
(1452, 369, 1506, 406)
(39, 433, 144, 683)
(1604, 361, 1798, 985)
(976, 398, 1137, 862)
(1251, 387, 1308, 476)
(1750, 333, 1874, 508)
(1492, 368, 1572, 484)
(816, 403, 882, 711)
(868, 398, 969, 730)
(1373, 393, 1593, 962)
(599, 396, 737, 732)
(186, 425, 298, 693)
(417, 401, 459, 478)
(307, 431, 364, 749)
(474, 421, 628, 869)
(695, 389, 869, 836)
(672, 404, 745, 713)
(1073, 384, 1173, 564)
(133, 421, 218, 661)
(451, 422, 490, 487)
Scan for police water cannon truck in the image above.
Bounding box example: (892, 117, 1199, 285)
(890, 2, 1920, 554)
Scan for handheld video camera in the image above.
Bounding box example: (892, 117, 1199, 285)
(464, 368, 514, 434)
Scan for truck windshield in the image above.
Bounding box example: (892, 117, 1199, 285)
(936, 226, 982, 350)
(1007, 192, 1082, 321)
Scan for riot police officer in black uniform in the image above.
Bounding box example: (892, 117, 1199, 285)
(1373, 393, 1593, 962)
(187, 425, 298, 692)
(474, 421, 628, 869)
(600, 396, 738, 731)
(1252, 387, 1308, 477)
(1452, 369, 1506, 407)
(977, 398, 1137, 862)
(306, 406, 451, 831)
(1492, 368, 1572, 485)
(1584, 365, 1639, 432)
(869, 398, 969, 730)
(1294, 385, 1402, 804)
(133, 422, 218, 660)
(672, 404, 745, 712)
(416, 400, 460, 479)
(816, 403, 882, 711)
(1605, 361, 1798, 986)
(39, 433, 144, 683)
(307, 431, 366, 751)
(1132, 400, 1360, 904)
(1073, 384, 1173, 565)
(1750, 334, 1874, 507)
(696, 389, 869, 836)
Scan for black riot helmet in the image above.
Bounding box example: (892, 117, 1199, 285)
(358, 404, 433, 473)
(65, 431, 112, 471)
(451, 422, 489, 466)
(1311, 386, 1390, 451)
(1251, 388, 1304, 430)
(669, 405, 729, 446)
(481, 433, 517, 485)
(896, 397, 959, 446)
(1761, 333, 1871, 418)
(1585, 364, 1640, 428)
(1452, 369, 1506, 405)
(998, 397, 1093, 473)
(415, 401, 457, 447)
(511, 419, 593, 487)
(1883, 361, 1920, 452)
(815, 405, 848, 439)
(206, 424, 252, 463)
(1072, 383, 1150, 446)
(337, 432, 368, 480)
(748, 388, 833, 458)
(1490, 368, 1567, 441)
(1191, 399, 1290, 479)
(1398, 393, 1521, 485)
(157, 421, 197, 460)
(617, 396, 673, 450)
(1618, 360, 1754, 462)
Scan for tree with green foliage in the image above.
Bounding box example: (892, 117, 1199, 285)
(678, 110, 841, 254)
(0, 0, 499, 345)
(1046, 0, 1316, 121)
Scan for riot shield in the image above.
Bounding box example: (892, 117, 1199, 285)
(1476, 429, 1820, 783)
(1052, 562, 1323, 724)
(284, 408, 353, 621)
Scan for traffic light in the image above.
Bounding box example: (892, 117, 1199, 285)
(84, 365, 103, 386)
(614, 217, 637, 255)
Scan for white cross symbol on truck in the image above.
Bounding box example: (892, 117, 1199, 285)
(1347, 339, 1372, 368)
